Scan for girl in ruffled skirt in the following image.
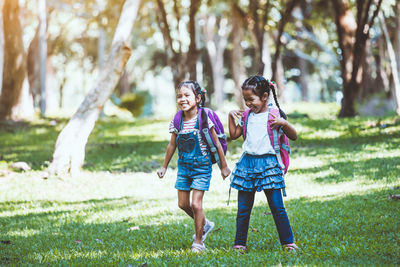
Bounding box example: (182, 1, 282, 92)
(228, 75, 298, 252)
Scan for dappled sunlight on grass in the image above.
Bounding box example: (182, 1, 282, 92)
(1, 105, 399, 265)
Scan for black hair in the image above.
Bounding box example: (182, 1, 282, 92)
(177, 80, 206, 108)
(241, 75, 287, 119)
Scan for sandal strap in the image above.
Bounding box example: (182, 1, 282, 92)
(192, 242, 206, 251)
(233, 245, 246, 250)
(284, 243, 298, 250)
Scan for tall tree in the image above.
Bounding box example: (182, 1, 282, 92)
(380, 12, 400, 115)
(155, 0, 201, 88)
(0, 0, 29, 120)
(231, 0, 271, 74)
(230, 3, 247, 109)
(38, 0, 47, 116)
(48, 0, 141, 176)
(0, 0, 4, 95)
(232, 0, 297, 102)
(203, 3, 230, 108)
(332, 0, 383, 117)
(270, 0, 297, 93)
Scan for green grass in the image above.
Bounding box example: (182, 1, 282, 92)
(0, 103, 399, 266)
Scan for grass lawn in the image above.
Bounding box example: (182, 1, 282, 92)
(0, 103, 399, 266)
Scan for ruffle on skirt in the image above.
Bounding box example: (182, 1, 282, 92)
(230, 153, 285, 192)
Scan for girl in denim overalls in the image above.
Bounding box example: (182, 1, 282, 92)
(157, 81, 231, 252)
(228, 75, 298, 252)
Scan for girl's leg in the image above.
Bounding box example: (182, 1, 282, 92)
(264, 189, 293, 245)
(235, 190, 256, 246)
(177, 190, 194, 218)
(191, 189, 206, 244)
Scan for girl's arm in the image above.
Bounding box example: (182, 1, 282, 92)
(210, 127, 231, 179)
(228, 110, 243, 140)
(270, 114, 297, 141)
(281, 121, 297, 140)
(157, 133, 177, 178)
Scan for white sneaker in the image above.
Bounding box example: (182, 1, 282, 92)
(193, 219, 215, 242)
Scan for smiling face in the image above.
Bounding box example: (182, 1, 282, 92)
(242, 89, 269, 114)
(176, 86, 200, 112)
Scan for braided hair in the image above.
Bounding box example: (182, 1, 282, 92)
(177, 80, 206, 108)
(241, 75, 287, 119)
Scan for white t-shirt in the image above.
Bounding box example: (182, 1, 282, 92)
(241, 111, 276, 155)
(169, 116, 214, 155)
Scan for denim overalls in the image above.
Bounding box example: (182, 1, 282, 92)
(175, 118, 213, 191)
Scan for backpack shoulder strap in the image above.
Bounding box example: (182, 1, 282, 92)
(173, 110, 184, 132)
(199, 108, 221, 167)
(268, 107, 285, 173)
(242, 109, 251, 140)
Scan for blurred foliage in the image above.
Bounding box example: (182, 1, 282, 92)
(120, 92, 147, 117)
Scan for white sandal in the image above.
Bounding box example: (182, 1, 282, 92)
(191, 242, 206, 253)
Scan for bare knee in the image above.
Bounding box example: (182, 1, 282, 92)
(178, 201, 191, 211)
(191, 201, 203, 213)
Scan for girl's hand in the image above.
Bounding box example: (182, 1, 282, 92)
(157, 167, 167, 179)
(229, 110, 244, 122)
(270, 113, 288, 129)
(221, 166, 231, 180)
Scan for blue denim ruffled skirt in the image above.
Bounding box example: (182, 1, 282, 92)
(230, 153, 285, 192)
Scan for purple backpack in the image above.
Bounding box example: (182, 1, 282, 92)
(241, 107, 291, 174)
(173, 108, 227, 167)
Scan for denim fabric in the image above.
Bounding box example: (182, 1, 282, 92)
(175, 127, 212, 191)
(230, 153, 285, 192)
(235, 189, 293, 246)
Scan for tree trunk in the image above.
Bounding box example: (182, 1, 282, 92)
(360, 40, 375, 99)
(38, 0, 47, 116)
(271, 0, 297, 82)
(155, 0, 201, 89)
(231, 4, 246, 109)
(0, 0, 28, 120)
(262, 35, 272, 79)
(48, 0, 140, 176)
(118, 70, 130, 96)
(298, 55, 309, 101)
(275, 55, 286, 103)
(335, 0, 383, 117)
(375, 36, 390, 94)
(204, 14, 229, 109)
(187, 0, 200, 80)
(380, 12, 400, 115)
(395, 2, 400, 90)
(0, 0, 4, 95)
(45, 55, 58, 113)
(27, 27, 40, 106)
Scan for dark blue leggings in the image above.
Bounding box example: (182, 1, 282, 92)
(235, 189, 293, 246)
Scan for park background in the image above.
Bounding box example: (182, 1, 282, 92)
(0, 0, 399, 265)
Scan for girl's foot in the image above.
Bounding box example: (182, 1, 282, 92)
(283, 243, 298, 252)
(192, 219, 215, 242)
(191, 242, 206, 253)
(233, 245, 246, 254)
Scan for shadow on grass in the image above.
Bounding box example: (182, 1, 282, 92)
(291, 156, 400, 184)
(0, 118, 170, 172)
(1, 189, 399, 265)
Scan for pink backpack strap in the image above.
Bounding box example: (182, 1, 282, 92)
(268, 108, 285, 170)
(241, 109, 251, 140)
